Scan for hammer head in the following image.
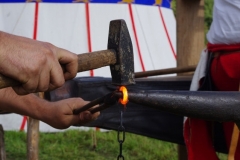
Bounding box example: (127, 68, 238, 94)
(108, 19, 135, 86)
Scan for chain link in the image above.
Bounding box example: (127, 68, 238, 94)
(117, 110, 125, 160)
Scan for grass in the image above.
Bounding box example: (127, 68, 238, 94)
(4, 129, 227, 160)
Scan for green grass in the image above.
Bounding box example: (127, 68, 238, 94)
(4, 129, 227, 160)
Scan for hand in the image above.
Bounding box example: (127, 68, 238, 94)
(0, 31, 78, 95)
(42, 98, 100, 129)
(0, 88, 100, 129)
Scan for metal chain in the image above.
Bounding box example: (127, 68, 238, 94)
(117, 110, 125, 160)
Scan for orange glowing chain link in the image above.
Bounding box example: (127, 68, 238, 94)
(119, 86, 128, 105)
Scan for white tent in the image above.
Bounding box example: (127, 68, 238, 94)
(0, 0, 176, 132)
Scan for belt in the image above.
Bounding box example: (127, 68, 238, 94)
(212, 50, 240, 58)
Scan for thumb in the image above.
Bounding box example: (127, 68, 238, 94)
(56, 48, 78, 80)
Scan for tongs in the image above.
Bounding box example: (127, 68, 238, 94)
(73, 91, 119, 114)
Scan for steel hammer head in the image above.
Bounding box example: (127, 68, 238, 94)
(108, 19, 135, 86)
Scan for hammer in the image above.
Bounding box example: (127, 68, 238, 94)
(0, 19, 135, 89)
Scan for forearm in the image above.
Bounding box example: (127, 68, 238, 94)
(0, 87, 99, 129)
(0, 87, 51, 121)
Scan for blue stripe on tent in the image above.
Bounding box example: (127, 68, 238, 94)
(0, 0, 172, 8)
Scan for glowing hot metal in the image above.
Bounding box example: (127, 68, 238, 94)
(119, 86, 128, 106)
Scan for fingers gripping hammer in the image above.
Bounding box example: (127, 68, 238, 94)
(0, 19, 135, 89)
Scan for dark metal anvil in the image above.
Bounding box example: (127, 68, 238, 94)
(45, 76, 240, 129)
(46, 76, 235, 152)
(114, 90, 240, 129)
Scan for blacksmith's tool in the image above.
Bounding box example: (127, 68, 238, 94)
(73, 92, 118, 114)
(0, 19, 135, 88)
(72, 86, 128, 114)
(114, 90, 240, 129)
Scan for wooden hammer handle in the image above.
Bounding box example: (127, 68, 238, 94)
(0, 49, 117, 89)
(77, 49, 116, 72)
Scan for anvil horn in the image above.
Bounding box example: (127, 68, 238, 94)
(115, 90, 240, 129)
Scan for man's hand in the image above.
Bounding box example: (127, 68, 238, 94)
(0, 31, 78, 95)
(42, 98, 100, 129)
(0, 87, 100, 129)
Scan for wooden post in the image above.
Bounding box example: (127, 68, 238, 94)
(176, 0, 205, 68)
(0, 125, 6, 160)
(27, 118, 39, 160)
(176, 0, 205, 159)
(27, 92, 44, 160)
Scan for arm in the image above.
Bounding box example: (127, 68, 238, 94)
(0, 31, 78, 95)
(0, 87, 99, 129)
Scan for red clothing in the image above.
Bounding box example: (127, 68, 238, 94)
(184, 43, 240, 160)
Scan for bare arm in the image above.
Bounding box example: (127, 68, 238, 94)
(0, 88, 99, 129)
(0, 31, 78, 95)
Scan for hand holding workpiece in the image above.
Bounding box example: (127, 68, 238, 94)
(36, 98, 99, 129)
(0, 31, 78, 95)
(0, 87, 100, 129)
(43, 98, 100, 129)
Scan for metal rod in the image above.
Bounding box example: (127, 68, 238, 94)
(90, 103, 110, 114)
(73, 92, 118, 114)
(134, 65, 196, 78)
(73, 96, 105, 115)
